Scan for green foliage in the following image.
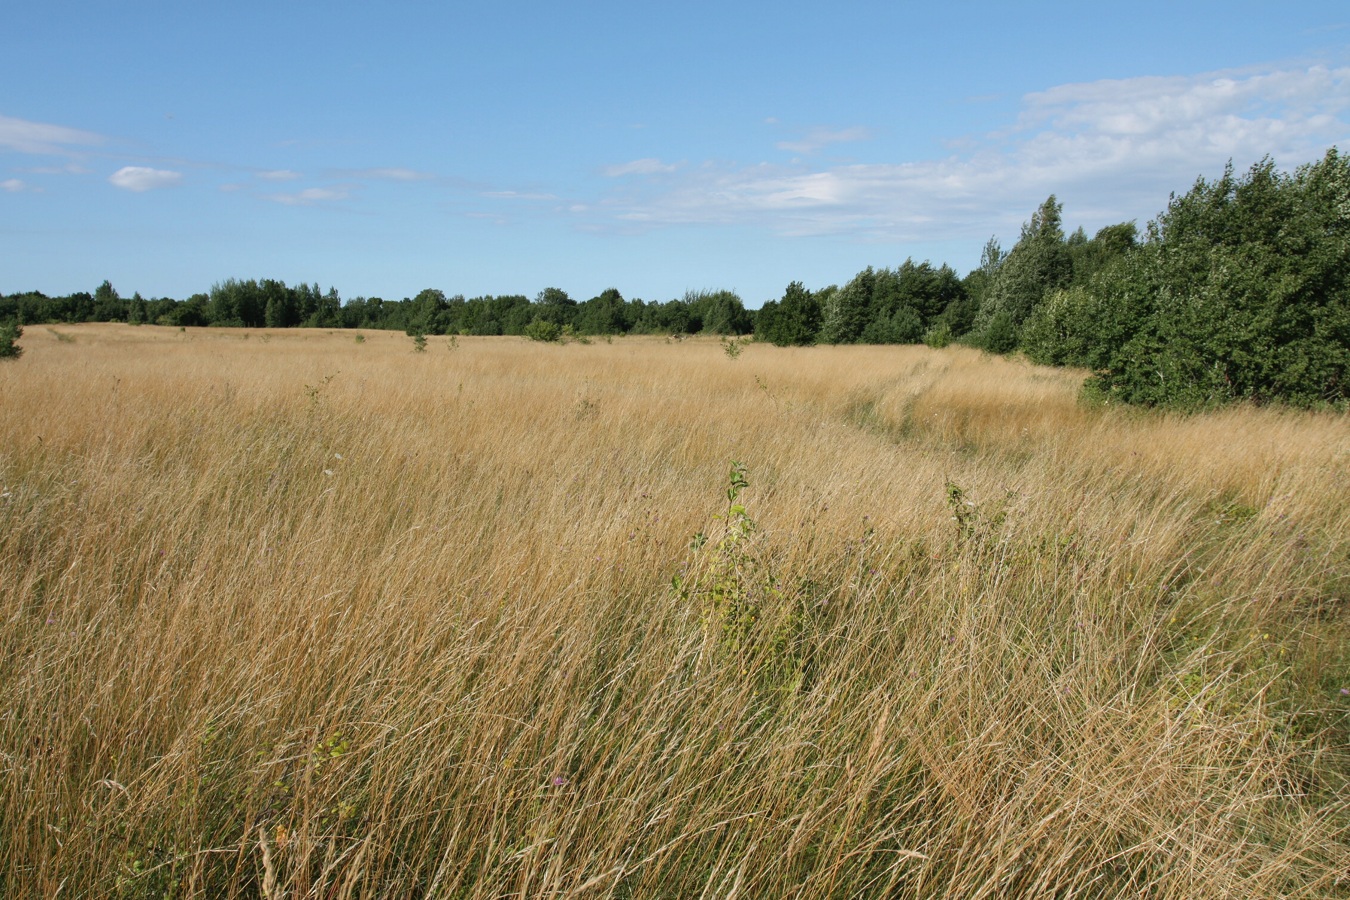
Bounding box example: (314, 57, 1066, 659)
(411, 332, 428, 353)
(408, 288, 450, 335)
(945, 480, 1015, 552)
(1088, 150, 1350, 408)
(755, 281, 822, 346)
(1020, 285, 1105, 367)
(814, 260, 966, 346)
(859, 304, 923, 344)
(93, 279, 122, 321)
(978, 309, 1019, 354)
(819, 268, 874, 344)
(685, 289, 753, 335)
(922, 320, 954, 348)
(673, 463, 809, 696)
(721, 335, 749, 359)
(969, 196, 1073, 349)
(0, 320, 22, 360)
(534, 286, 578, 323)
(524, 317, 562, 342)
(574, 288, 629, 335)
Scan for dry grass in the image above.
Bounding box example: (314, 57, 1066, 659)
(2, 324, 1348, 898)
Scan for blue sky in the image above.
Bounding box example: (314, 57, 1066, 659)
(3, 1, 1348, 307)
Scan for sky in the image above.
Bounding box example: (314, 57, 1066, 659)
(3, 1, 1349, 308)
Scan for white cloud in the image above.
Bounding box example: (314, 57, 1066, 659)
(603, 158, 680, 177)
(775, 126, 872, 155)
(1, 178, 27, 192)
(0, 114, 104, 154)
(264, 186, 350, 206)
(21, 163, 89, 175)
(588, 63, 1350, 242)
(483, 190, 558, 201)
(343, 167, 435, 181)
(257, 169, 301, 181)
(109, 166, 183, 192)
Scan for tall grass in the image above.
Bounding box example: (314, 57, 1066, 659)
(2, 324, 1347, 897)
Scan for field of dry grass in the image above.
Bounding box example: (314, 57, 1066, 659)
(2, 323, 1348, 897)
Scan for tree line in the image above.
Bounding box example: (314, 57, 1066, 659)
(3, 148, 1345, 408)
(0, 280, 753, 339)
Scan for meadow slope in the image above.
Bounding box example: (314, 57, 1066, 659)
(2, 325, 1348, 897)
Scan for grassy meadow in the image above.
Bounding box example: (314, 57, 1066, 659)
(2, 323, 1348, 898)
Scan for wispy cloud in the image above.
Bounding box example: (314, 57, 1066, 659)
(588, 63, 1350, 241)
(603, 158, 680, 177)
(264, 186, 351, 206)
(20, 163, 90, 175)
(257, 169, 301, 181)
(775, 126, 872, 155)
(0, 113, 104, 155)
(341, 167, 435, 181)
(2, 178, 29, 193)
(483, 189, 559, 201)
(109, 166, 183, 192)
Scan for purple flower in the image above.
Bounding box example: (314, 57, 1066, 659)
(1341, 688, 1350, 697)
(551, 776, 568, 787)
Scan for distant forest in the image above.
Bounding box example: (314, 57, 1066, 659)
(3, 149, 1346, 410)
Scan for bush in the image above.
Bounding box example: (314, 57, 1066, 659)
(922, 321, 953, 349)
(1089, 150, 1350, 408)
(0, 320, 21, 360)
(524, 318, 562, 342)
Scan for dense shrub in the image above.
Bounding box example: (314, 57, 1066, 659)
(0, 320, 21, 360)
(1086, 150, 1350, 408)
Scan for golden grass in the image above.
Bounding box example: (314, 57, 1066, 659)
(2, 324, 1348, 897)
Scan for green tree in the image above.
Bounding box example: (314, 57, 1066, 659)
(262, 279, 294, 328)
(1089, 150, 1350, 408)
(127, 292, 149, 325)
(684, 289, 751, 335)
(533, 287, 578, 328)
(969, 197, 1072, 349)
(575, 288, 629, 335)
(408, 288, 449, 335)
(756, 281, 821, 346)
(819, 269, 874, 343)
(1070, 222, 1137, 283)
(92, 280, 123, 321)
(207, 279, 265, 327)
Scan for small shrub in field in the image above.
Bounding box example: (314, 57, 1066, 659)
(673, 462, 810, 696)
(922, 321, 953, 348)
(524, 318, 561, 342)
(721, 335, 750, 359)
(0, 320, 21, 360)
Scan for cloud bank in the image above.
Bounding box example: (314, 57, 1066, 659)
(590, 64, 1350, 240)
